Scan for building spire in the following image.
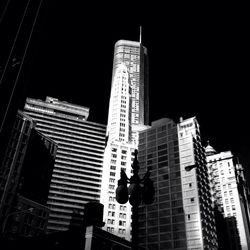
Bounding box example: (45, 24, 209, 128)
(139, 26, 142, 44)
(205, 140, 216, 156)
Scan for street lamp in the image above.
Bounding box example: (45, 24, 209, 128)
(1, 207, 34, 237)
(116, 149, 155, 250)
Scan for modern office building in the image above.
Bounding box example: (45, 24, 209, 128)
(100, 37, 149, 241)
(23, 96, 107, 232)
(0, 110, 56, 239)
(205, 143, 250, 250)
(137, 117, 218, 250)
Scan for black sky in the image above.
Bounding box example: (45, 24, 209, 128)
(20, 2, 249, 178)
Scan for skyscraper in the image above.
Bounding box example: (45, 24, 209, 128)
(100, 37, 149, 240)
(108, 38, 149, 145)
(23, 96, 106, 232)
(205, 143, 250, 250)
(137, 117, 218, 250)
(0, 110, 56, 239)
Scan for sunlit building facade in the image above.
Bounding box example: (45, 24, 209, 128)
(23, 96, 106, 232)
(110, 39, 149, 146)
(137, 117, 218, 250)
(206, 143, 250, 250)
(100, 38, 149, 240)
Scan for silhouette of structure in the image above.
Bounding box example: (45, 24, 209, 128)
(0, 0, 45, 167)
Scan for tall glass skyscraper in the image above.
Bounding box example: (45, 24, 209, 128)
(108, 39, 149, 145)
(23, 96, 106, 232)
(100, 38, 149, 240)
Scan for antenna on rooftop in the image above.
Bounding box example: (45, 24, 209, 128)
(139, 25, 142, 44)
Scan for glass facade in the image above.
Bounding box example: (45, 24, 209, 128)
(112, 40, 149, 137)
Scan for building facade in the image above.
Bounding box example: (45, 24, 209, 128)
(205, 143, 250, 250)
(137, 117, 217, 250)
(23, 96, 106, 232)
(0, 110, 56, 239)
(109, 39, 149, 145)
(100, 38, 149, 240)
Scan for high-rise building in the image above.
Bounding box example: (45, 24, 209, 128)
(0, 110, 57, 239)
(108, 38, 149, 145)
(23, 96, 106, 232)
(100, 38, 149, 240)
(205, 143, 250, 250)
(137, 117, 218, 250)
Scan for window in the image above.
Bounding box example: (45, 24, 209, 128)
(120, 205, 126, 211)
(109, 178, 115, 183)
(119, 221, 126, 226)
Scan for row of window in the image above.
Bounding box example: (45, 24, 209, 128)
(24, 109, 106, 132)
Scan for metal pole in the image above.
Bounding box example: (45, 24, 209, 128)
(131, 204, 139, 250)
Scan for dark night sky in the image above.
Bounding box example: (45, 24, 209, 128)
(19, 2, 249, 179)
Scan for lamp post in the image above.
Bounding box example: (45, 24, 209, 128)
(116, 149, 155, 250)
